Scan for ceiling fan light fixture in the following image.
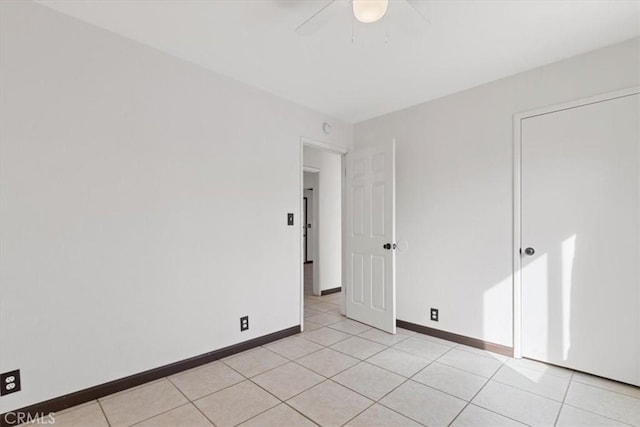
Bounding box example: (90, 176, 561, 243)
(353, 0, 389, 24)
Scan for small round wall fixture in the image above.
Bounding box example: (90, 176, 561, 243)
(323, 122, 331, 134)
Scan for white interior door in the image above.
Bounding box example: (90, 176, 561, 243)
(521, 92, 640, 386)
(346, 141, 396, 333)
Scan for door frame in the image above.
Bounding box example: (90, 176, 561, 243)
(302, 168, 320, 296)
(303, 196, 308, 263)
(299, 137, 348, 331)
(512, 86, 640, 358)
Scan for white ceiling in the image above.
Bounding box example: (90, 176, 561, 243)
(37, 0, 640, 123)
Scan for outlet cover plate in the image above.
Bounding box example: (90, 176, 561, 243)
(1, 369, 21, 396)
(240, 316, 249, 331)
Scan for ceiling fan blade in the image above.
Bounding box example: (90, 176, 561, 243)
(405, 0, 432, 25)
(295, 0, 339, 35)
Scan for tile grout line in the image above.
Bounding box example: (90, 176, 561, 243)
(289, 357, 358, 385)
(127, 402, 203, 427)
(444, 351, 516, 427)
(373, 377, 432, 426)
(327, 339, 393, 362)
(337, 400, 377, 427)
(364, 359, 434, 381)
(288, 376, 378, 427)
(165, 377, 217, 427)
(96, 399, 112, 427)
(505, 359, 573, 380)
(553, 371, 574, 427)
(207, 358, 283, 426)
(568, 377, 640, 401)
(489, 375, 570, 404)
(559, 402, 636, 427)
(560, 371, 637, 427)
(281, 401, 322, 426)
(356, 346, 458, 426)
(100, 380, 190, 427)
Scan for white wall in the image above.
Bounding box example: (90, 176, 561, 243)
(0, 1, 352, 412)
(303, 148, 342, 294)
(355, 38, 640, 347)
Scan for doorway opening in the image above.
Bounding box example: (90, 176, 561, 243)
(300, 139, 347, 330)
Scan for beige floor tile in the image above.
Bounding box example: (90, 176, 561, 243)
(345, 403, 422, 427)
(304, 308, 322, 318)
(238, 404, 316, 427)
(413, 362, 488, 401)
(455, 344, 509, 362)
(194, 381, 279, 427)
(450, 404, 526, 427)
(332, 362, 405, 401)
(556, 405, 629, 426)
(326, 307, 342, 315)
(305, 313, 343, 326)
(396, 327, 417, 336)
(393, 336, 451, 360)
(252, 362, 324, 400)
(134, 403, 212, 427)
(306, 302, 341, 312)
(328, 319, 372, 335)
(169, 361, 244, 400)
(288, 380, 373, 426)
(437, 348, 503, 378)
(302, 320, 323, 332)
(48, 402, 108, 427)
(331, 336, 387, 360)
(100, 379, 188, 427)
(302, 327, 351, 346)
(411, 333, 457, 348)
(564, 381, 640, 426)
(505, 358, 573, 379)
(222, 347, 287, 378)
(492, 363, 570, 401)
(472, 381, 561, 426)
(49, 400, 99, 418)
(296, 348, 360, 377)
(572, 371, 640, 399)
(264, 337, 323, 360)
(357, 329, 410, 346)
(380, 380, 466, 426)
(99, 378, 166, 402)
(366, 348, 431, 378)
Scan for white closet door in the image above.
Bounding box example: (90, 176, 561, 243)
(521, 93, 639, 386)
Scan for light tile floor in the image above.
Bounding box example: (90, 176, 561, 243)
(25, 292, 640, 426)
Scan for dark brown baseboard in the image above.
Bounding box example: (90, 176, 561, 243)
(396, 319, 513, 357)
(0, 325, 300, 427)
(320, 287, 341, 296)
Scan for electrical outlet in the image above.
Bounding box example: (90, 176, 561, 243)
(430, 308, 439, 322)
(240, 316, 249, 331)
(1, 369, 21, 396)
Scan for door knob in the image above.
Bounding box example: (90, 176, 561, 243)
(523, 247, 535, 256)
(383, 243, 397, 250)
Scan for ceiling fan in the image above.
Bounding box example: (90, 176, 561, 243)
(295, 0, 430, 35)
